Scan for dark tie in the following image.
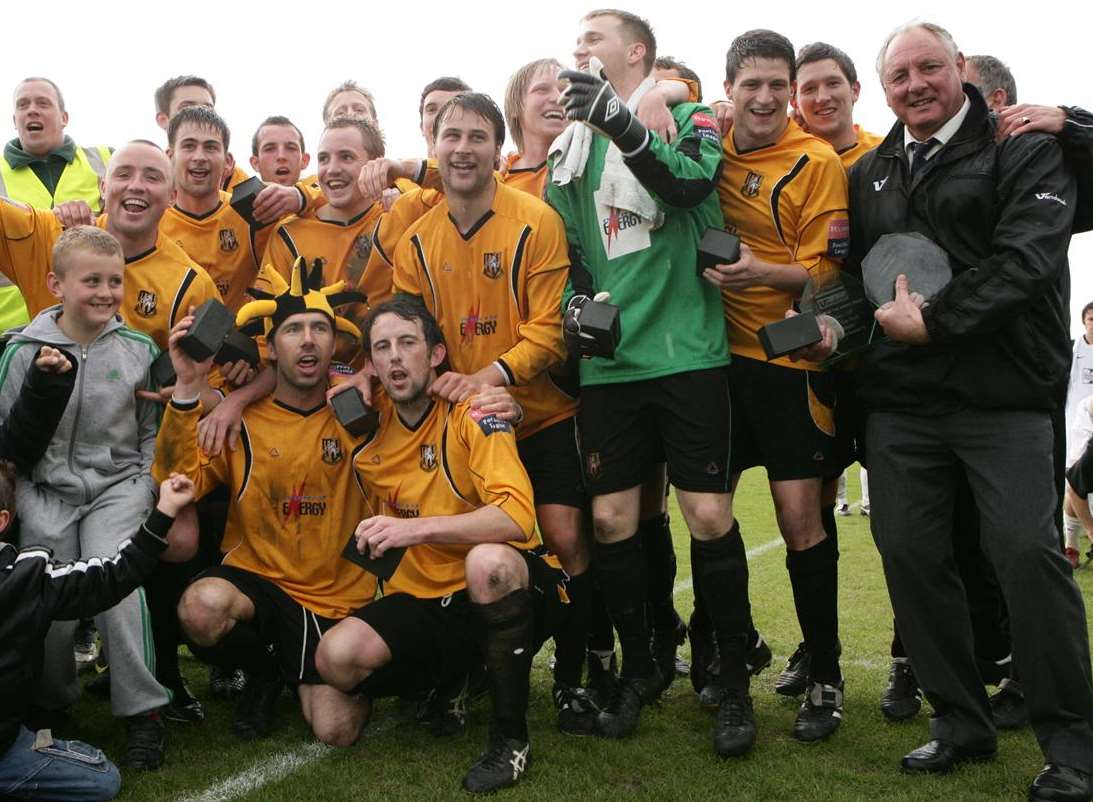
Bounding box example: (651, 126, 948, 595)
(909, 138, 939, 176)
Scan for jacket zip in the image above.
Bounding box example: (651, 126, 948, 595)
(67, 344, 93, 504)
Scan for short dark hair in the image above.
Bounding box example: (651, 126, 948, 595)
(418, 77, 472, 121)
(17, 77, 65, 113)
(584, 9, 657, 74)
(796, 42, 858, 85)
(363, 295, 446, 355)
(654, 56, 702, 102)
(726, 29, 796, 84)
(323, 117, 386, 159)
(251, 115, 305, 158)
(154, 76, 216, 117)
(0, 459, 14, 519)
(168, 106, 230, 151)
(322, 81, 378, 126)
(1082, 302, 1093, 321)
(432, 93, 506, 149)
(967, 55, 1018, 105)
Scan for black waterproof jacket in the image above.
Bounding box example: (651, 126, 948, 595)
(846, 86, 1076, 416)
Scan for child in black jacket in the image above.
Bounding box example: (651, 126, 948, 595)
(0, 345, 192, 802)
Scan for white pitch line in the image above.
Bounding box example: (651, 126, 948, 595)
(178, 716, 401, 802)
(672, 536, 785, 595)
(176, 741, 330, 802)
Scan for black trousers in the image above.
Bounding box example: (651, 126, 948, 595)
(868, 409, 1093, 771)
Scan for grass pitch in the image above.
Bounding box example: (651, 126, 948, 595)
(70, 468, 1093, 801)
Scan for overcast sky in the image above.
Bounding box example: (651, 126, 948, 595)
(9, 0, 1091, 329)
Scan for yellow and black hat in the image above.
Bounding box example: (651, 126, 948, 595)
(237, 257, 364, 341)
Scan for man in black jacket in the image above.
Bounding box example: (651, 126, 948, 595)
(0, 345, 193, 801)
(843, 21, 1093, 802)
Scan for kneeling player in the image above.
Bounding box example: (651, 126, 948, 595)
(153, 267, 376, 745)
(316, 297, 565, 793)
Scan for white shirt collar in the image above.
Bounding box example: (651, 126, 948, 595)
(903, 94, 971, 160)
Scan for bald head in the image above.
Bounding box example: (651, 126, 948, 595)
(103, 140, 175, 251)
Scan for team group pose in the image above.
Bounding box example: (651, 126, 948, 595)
(1, 8, 1092, 802)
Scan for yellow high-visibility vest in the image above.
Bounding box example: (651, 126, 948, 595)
(0, 144, 111, 212)
(0, 144, 111, 328)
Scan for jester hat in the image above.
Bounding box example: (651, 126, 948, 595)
(237, 257, 364, 342)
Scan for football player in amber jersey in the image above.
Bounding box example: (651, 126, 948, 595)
(154, 271, 375, 747)
(501, 59, 569, 197)
(161, 107, 277, 312)
(154, 75, 304, 222)
(387, 94, 607, 735)
(419, 77, 472, 157)
(704, 30, 849, 743)
(249, 116, 309, 187)
(0, 141, 220, 352)
(792, 43, 884, 172)
(264, 119, 387, 298)
(317, 297, 570, 794)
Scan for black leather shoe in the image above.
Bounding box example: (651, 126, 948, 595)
(1028, 764, 1092, 802)
(793, 682, 844, 742)
(462, 736, 531, 794)
(900, 739, 996, 774)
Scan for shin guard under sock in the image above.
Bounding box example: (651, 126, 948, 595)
(593, 534, 653, 679)
(691, 524, 752, 691)
(786, 536, 841, 684)
(472, 589, 534, 742)
(640, 514, 678, 632)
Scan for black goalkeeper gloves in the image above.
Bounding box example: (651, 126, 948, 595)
(558, 69, 650, 155)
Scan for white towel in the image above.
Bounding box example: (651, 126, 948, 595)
(549, 63, 663, 228)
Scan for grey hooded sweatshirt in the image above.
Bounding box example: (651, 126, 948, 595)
(0, 306, 159, 505)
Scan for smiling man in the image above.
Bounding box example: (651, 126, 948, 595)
(160, 107, 277, 312)
(0, 77, 112, 329)
(703, 29, 849, 744)
(834, 21, 1093, 800)
(0, 140, 219, 350)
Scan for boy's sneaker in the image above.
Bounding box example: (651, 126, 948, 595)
(126, 712, 166, 770)
(462, 737, 531, 794)
(836, 503, 851, 516)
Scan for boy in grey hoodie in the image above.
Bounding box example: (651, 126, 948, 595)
(0, 226, 169, 770)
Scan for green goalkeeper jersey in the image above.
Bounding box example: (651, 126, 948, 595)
(547, 102, 730, 386)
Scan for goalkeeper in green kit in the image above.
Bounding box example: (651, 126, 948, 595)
(546, 8, 760, 757)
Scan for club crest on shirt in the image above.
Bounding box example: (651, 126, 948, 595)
(354, 234, 373, 260)
(321, 437, 344, 465)
(483, 252, 503, 279)
(420, 444, 438, 472)
(741, 171, 763, 198)
(219, 228, 239, 253)
(134, 290, 157, 318)
(586, 452, 602, 480)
